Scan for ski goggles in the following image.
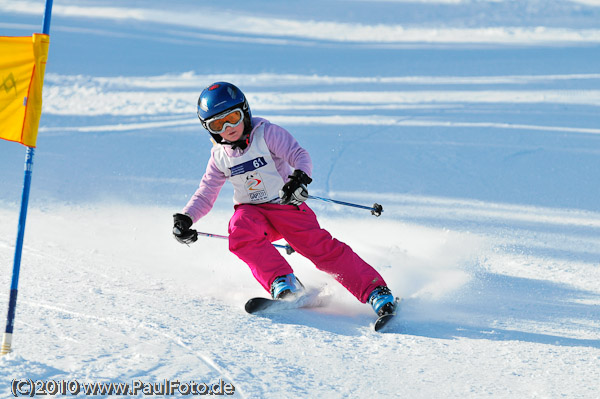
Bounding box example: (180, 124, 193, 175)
(202, 108, 244, 135)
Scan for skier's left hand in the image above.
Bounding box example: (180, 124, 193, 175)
(279, 170, 312, 206)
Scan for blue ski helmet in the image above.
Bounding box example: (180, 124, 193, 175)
(197, 82, 252, 144)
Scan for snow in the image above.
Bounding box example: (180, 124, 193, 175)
(1, 0, 599, 398)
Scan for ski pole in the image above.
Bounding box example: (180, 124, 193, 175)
(196, 231, 295, 255)
(308, 195, 383, 217)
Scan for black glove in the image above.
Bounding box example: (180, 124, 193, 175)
(279, 170, 312, 206)
(172, 213, 198, 244)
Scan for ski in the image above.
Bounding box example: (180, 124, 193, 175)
(373, 297, 401, 332)
(245, 290, 400, 332)
(245, 289, 330, 314)
(244, 297, 284, 313)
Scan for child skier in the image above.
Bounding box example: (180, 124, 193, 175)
(172, 82, 396, 317)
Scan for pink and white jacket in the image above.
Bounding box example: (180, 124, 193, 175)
(182, 117, 313, 222)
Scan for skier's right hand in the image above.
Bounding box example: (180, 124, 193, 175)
(172, 213, 198, 244)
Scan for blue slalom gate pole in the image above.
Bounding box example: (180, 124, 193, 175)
(308, 195, 383, 217)
(42, 0, 54, 35)
(1, 150, 34, 355)
(1, 0, 53, 356)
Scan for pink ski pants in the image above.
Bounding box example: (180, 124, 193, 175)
(228, 202, 386, 303)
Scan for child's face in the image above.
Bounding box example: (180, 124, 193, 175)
(219, 123, 245, 142)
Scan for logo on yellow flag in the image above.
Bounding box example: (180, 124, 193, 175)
(1, 73, 18, 95)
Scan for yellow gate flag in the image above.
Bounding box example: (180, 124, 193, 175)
(0, 34, 50, 147)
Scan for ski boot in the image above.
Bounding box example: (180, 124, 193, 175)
(271, 274, 304, 299)
(368, 286, 396, 316)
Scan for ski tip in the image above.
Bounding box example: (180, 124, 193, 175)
(245, 297, 274, 314)
(244, 299, 255, 314)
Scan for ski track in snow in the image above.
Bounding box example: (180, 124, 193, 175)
(3, 0, 600, 45)
(37, 72, 600, 141)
